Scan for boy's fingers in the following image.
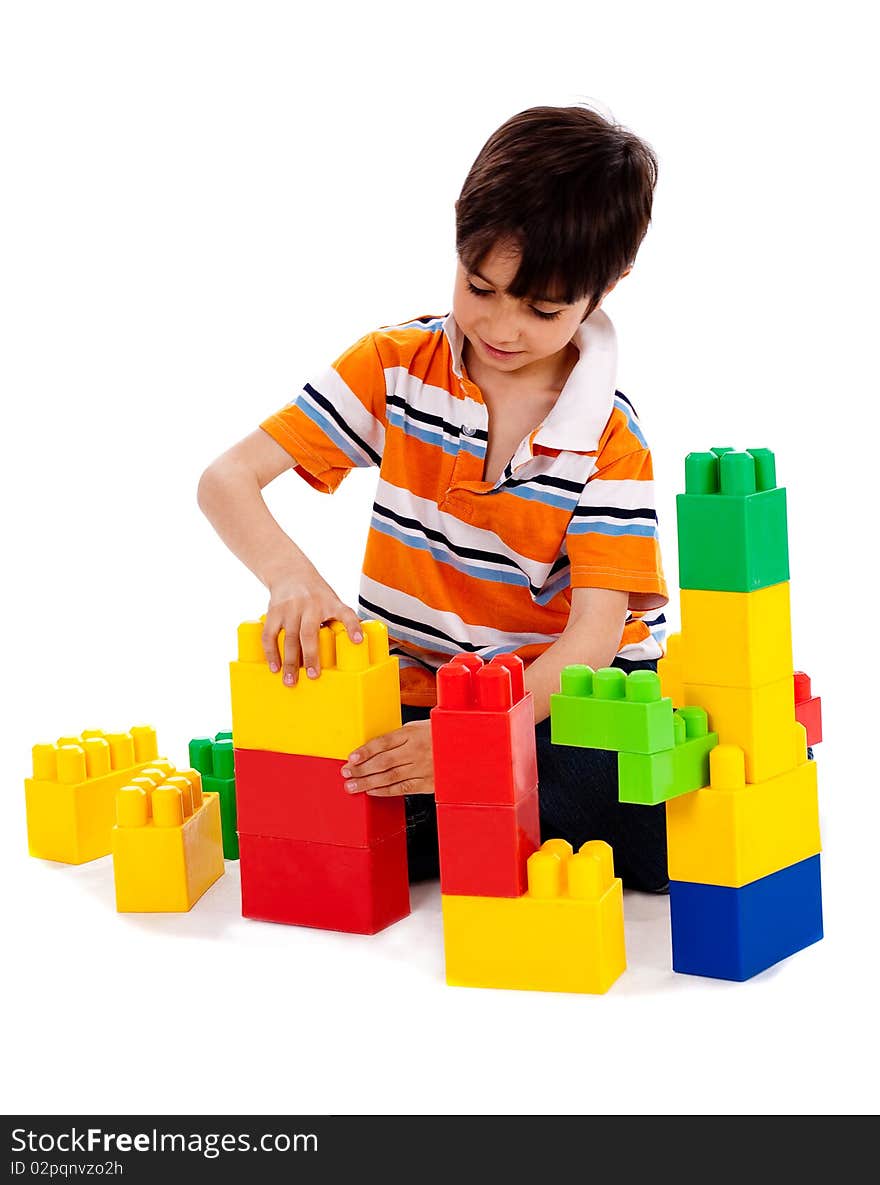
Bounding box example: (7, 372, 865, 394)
(300, 614, 323, 679)
(336, 605, 364, 644)
(280, 631, 302, 686)
(345, 729, 409, 771)
(261, 622, 281, 672)
(341, 747, 404, 779)
(345, 771, 418, 796)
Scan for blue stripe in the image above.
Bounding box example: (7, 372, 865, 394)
(501, 483, 579, 512)
(370, 516, 531, 589)
(384, 317, 445, 334)
(387, 408, 485, 458)
(567, 519, 659, 539)
(299, 398, 373, 467)
(613, 397, 647, 449)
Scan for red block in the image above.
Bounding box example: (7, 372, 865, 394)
(436, 787, 541, 897)
(235, 748, 405, 845)
(794, 671, 823, 747)
(431, 653, 537, 805)
(239, 831, 410, 934)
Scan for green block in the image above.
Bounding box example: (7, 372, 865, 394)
(618, 706, 719, 805)
(202, 773, 239, 860)
(550, 666, 675, 755)
(676, 447, 789, 592)
(188, 732, 238, 860)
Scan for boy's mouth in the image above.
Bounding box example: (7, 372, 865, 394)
(480, 337, 522, 358)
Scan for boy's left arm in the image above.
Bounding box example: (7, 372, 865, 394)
(340, 586, 628, 797)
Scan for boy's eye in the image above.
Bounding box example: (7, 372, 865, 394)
(465, 280, 563, 321)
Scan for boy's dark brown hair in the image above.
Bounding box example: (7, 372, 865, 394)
(455, 104, 658, 317)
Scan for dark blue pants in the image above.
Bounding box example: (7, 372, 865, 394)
(403, 656, 669, 894)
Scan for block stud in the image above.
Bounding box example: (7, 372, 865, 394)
(560, 664, 593, 697)
(57, 745, 86, 785)
(476, 664, 512, 711)
(594, 667, 626, 700)
(182, 769, 204, 808)
(492, 653, 525, 703)
(130, 726, 158, 763)
(748, 447, 777, 491)
(364, 619, 390, 663)
(709, 744, 746, 791)
(188, 738, 214, 776)
(677, 705, 709, 739)
(83, 737, 111, 778)
(32, 744, 57, 781)
(570, 840, 614, 898)
(719, 451, 756, 497)
(165, 775, 194, 817)
(116, 786, 149, 828)
(105, 732, 135, 770)
(685, 451, 719, 494)
(625, 669, 662, 703)
(437, 662, 473, 709)
(153, 785, 184, 828)
(213, 740, 235, 779)
(527, 847, 564, 898)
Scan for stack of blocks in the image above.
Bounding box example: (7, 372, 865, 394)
(188, 732, 239, 859)
(229, 618, 411, 934)
(112, 763, 225, 912)
(434, 653, 626, 994)
(551, 447, 823, 981)
(25, 726, 163, 864)
(662, 446, 823, 979)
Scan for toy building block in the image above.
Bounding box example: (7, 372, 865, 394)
(550, 666, 674, 755)
(234, 747, 404, 847)
(441, 839, 626, 994)
(658, 632, 683, 706)
(669, 853, 823, 981)
(436, 789, 541, 897)
(238, 830, 410, 934)
(680, 581, 793, 688)
(230, 619, 401, 760)
(189, 733, 239, 859)
(430, 653, 537, 805)
(665, 735, 820, 886)
(676, 448, 789, 592)
(618, 707, 718, 805)
(112, 767, 225, 912)
(794, 671, 823, 747)
(25, 726, 162, 864)
(681, 674, 800, 783)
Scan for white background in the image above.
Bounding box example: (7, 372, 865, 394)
(2, 0, 878, 1116)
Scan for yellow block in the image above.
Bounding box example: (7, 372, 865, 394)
(666, 735, 820, 887)
(681, 582, 793, 688)
(682, 674, 799, 783)
(112, 769, 225, 912)
(24, 727, 162, 864)
(441, 839, 626, 994)
(229, 618, 401, 759)
(659, 633, 683, 706)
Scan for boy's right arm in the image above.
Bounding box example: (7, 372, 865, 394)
(196, 428, 364, 686)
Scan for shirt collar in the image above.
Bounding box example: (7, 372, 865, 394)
(441, 307, 618, 454)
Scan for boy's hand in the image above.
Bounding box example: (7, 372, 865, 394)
(341, 720, 434, 797)
(263, 564, 363, 686)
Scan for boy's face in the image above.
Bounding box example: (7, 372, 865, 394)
(452, 240, 595, 379)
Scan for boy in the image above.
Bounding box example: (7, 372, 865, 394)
(198, 104, 669, 891)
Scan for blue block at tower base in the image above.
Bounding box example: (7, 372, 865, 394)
(669, 854, 823, 981)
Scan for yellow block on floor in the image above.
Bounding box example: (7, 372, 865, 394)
(230, 619, 401, 760)
(666, 734, 820, 887)
(441, 839, 626, 994)
(25, 726, 163, 864)
(680, 582, 793, 688)
(112, 768, 224, 912)
(682, 674, 799, 783)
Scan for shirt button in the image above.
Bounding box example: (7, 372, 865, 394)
(461, 424, 476, 437)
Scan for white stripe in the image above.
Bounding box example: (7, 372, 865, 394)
(360, 574, 560, 653)
(303, 359, 386, 456)
(577, 476, 655, 509)
(387, 367, 484, 435)
(374, 479, 561, 592)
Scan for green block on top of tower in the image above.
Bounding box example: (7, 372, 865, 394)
(676, 447, 789, 592)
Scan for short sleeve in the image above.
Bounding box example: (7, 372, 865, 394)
(565, 447, 669, 612)
(260, 331, 388, 494)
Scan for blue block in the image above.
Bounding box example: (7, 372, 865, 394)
(670, 854, 823, 981)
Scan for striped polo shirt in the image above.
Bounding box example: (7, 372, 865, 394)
(261, 308, 668, 707)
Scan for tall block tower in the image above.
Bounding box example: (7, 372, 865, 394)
(662, 447, 823, 979)
(434, 654, 626, 994)
(229, 618, 411, 934)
